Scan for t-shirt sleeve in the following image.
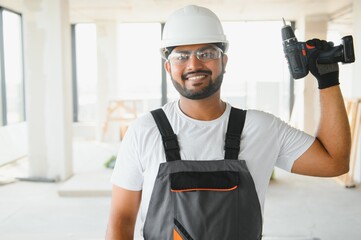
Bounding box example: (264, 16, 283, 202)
(110, 123, 144, 191)
(275, 118, 315, 172)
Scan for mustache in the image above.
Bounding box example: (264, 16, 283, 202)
(181, 70, 212, 80)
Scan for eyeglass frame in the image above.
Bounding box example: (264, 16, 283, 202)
(166, 45, 224, 65)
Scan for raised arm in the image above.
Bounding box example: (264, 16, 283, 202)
(292, 86, 351, 176)
(106, 185, 141, 240)
(291, 39, 351, 177)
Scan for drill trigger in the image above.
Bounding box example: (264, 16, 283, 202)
(306, 43, 315, 50)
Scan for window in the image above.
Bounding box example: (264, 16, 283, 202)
(222, 21, 290, 120)
(117, 23, 162, 111)
(71, 23, 162, 124)
(0, 8, 25, 126)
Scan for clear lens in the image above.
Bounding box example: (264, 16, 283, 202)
(168, 46, 223, 65)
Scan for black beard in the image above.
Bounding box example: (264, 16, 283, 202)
(171, 72, 224, 100)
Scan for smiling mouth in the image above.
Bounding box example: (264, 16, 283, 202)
(182, 70, 212, 81)
(187, 75, 206, 81)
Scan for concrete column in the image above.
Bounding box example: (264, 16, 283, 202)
(352, 0, 361, 182)
(95, 21, 118, 141)
(296, 15, 328, 135)
(22, 0, 73, 181)
(352, 0, 361, 98)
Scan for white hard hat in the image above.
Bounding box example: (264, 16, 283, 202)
(161, 5, 229, 59)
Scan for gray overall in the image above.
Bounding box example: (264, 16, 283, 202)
(143, 107, 262, 240)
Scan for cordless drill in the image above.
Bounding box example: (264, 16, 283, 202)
(281, 19, 355, 79)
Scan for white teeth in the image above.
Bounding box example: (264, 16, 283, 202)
(188, 75, 206, 81)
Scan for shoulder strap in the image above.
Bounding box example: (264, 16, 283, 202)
(151, 108, 181, 162)
(224, 107, 247, 160)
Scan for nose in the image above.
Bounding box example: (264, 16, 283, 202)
(186, 53, 203, 70)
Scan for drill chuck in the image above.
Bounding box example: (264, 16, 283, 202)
(281, 20, 309, 79)
(281, 18, 296, 41)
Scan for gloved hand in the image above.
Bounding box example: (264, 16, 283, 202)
(306, 38, 339, 89)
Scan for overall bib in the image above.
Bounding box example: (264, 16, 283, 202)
(143, 107, 262, 240)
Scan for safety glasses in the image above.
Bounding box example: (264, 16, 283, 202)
(167, 45, 223, 65)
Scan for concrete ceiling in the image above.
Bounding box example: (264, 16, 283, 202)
(69, 0, 353, 24)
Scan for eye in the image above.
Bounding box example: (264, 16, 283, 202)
(169, 52, 190, 63)
(176, 53, 189, 61)
(199, 49, 218, 60)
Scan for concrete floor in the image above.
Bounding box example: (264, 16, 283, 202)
(263, 171, 361, 240)
(1, 140, 361, 240)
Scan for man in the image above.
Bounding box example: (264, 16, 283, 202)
(106, 5, 350, 240)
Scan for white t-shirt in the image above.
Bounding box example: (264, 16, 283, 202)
(111, 100, 314, 233)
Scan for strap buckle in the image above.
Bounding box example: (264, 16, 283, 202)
(162, 134, 180, 151)
(224, 133, 240, 151)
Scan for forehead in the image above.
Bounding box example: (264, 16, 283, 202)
(173, 43, 215, 52)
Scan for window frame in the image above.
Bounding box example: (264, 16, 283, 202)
(0, 7, 25, 126)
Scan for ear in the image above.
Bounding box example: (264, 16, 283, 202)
(164, 61, 171, 74)
(222, 54, 228, 67)
(222, 54, 228, 73)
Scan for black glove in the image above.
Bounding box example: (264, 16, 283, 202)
(306, 38, 339, 89)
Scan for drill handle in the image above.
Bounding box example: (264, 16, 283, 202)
(316, 36, 355, 64)
(317, 46, 343, 64)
